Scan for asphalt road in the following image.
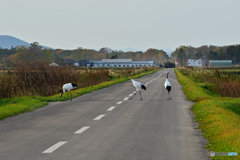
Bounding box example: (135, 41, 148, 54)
(0, 68, 209, 160)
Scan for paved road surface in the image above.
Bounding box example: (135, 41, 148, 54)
(0, 68, 209, 160)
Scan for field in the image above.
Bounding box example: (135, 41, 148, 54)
(0, 62, 159, 99)
(176, 67, 240, 159)
(0, 62, 160, 120)
(178, 66, 240, 98)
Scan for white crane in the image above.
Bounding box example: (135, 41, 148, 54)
(164, 72, 171, 100)
(60, 83, 78, 101)
(129, 74, 146, 100)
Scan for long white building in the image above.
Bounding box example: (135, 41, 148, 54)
(87, 59, 155, 67)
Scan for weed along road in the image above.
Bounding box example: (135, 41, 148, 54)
(0, 69, 209, 160)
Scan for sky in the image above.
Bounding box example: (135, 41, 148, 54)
(1, 0, 240, 51)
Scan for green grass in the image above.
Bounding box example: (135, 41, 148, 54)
(175, 68, 240, 159)
(0, 97, 47, 120)
(193, 99, 240, 159)
(0, 69, 161, 121)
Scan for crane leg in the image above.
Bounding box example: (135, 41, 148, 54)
(66, 92, 68, 100)
(139, 90, 142, 100)
(167, 91, 171, 100)
(60, 92, 64, 97)
(70, 91, 72, 101)
(129, 90, 137, 100)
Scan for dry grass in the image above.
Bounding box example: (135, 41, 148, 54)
(0, 62, 109, 98)
(178, 67, 240, 98)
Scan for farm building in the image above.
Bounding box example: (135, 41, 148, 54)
(209, 60, 232, 67)
(78, 60, 90, 67)
(187, 57, 208, 67)
(63, 59, 80, 67)
(200, 56, 208, 67)
(187, 59, 201, 67)
(63, 59, 156, 67)
(87, 59, 155, 67)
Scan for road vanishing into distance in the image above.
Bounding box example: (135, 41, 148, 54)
(0, 69, 209, 160)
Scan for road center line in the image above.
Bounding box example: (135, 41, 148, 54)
(129, 94, 133, 96)
(42, 141, 67, 153)
(116, 101, 123, 104)
(94, 114, 105, 120)
(123, 97, 128, 101)
(74, 126, 90, 134)
(146, 73, 162, 84)
(107, 106, 115, 111)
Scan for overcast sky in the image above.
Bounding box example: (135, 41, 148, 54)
(1, 0, 240, 51)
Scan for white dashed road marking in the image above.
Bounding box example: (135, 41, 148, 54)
(116, 101, 123, 104)
(129, 94, 133, 96)
(107, 106, 115, 111)
(145, 73, 162, 85)
(94, 114, 105, 120)
(123, 97, 128, 101)
(42, 141, 67, 153)
(74, 126, 90, 134)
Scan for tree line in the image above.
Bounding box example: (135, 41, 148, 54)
(171, 45, 240, 65)
(0, 42, 170, 67)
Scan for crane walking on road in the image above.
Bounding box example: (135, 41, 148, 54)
(60, 83, 78, 101)
(129, 74, 146, 100)
(164, 72, 172, 100)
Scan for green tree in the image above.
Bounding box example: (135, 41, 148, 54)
(226, 45, 240, 65)
(218, 49, 226, 60)
(208, 51, 218, 60)
(11, 42, 54, 64)
(195, 51, 203, 59)
(42, 49, 54, 63)
(54, 53, 64, 65)
(110, 55, 118, 59)
(177, 48, 186, 65)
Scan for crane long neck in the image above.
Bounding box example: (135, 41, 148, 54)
(166, 74, 168, 79)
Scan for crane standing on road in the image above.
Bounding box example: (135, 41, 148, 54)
(164, 72, 172, 100)
(129, 74, 146, 100)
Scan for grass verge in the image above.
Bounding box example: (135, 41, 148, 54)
(175, 68, 240, 159)
(0, 69, 161, 121)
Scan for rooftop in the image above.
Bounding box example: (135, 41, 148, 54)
(102, 59, 132, 63)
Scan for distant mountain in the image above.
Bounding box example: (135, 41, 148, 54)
(0, 35, 53, 49)
(0, 35, 30, 49)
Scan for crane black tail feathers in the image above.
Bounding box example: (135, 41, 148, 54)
(166, 86, 171, 92)
(71, 83, 78, 88)
(141, 85, 146, 90)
